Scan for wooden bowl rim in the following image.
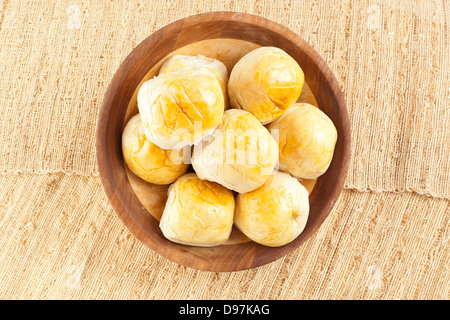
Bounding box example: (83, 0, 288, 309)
(96, 11, 351, 272)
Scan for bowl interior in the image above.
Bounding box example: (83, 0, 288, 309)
(124, 38, 320, 246)
(96, 12, 350, 272)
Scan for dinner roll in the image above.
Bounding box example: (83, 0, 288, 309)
(228, 46, 304, 124)
(137, 68, 225, 149)
(192, 109, 278, 194)
(268, 103, 337, 179)
(159, 54, 229, 108)
(234, 172, 309, 247)
(122, 114, 189, 184)
(159, 173, 235, 247)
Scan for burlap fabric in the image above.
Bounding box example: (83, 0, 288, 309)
(0, 0, 449, 299)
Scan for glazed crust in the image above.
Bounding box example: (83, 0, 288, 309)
(122, 114, 189, 184)
(228, 47, 304, 124)
(192, 109, 279, 194)
(138, 68, 225, 149)
(234, 172, 310, 247)
(269, 103, 337, 179)
(159, 173, 235, 247)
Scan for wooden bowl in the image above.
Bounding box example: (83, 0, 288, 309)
(96, 12, 351, 272)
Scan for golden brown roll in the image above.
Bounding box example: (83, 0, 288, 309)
(159, 54, 229, 108)
(228, 46, 304, 124)
(234, 172, 309, 247)
(137, 68, 225, 149)
(192, 109, 278, 194)
(268, 103, 337, 179)
(122, 114, 189, 184)
(159, 173, 235, 247)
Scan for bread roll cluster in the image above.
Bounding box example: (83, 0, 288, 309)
(122, 48, 337, 247)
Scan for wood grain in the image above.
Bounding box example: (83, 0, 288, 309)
(96, 12, 351, 271)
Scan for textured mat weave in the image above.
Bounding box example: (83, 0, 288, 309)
(0, 0, 449, 299)
(0, 174, 448, 299)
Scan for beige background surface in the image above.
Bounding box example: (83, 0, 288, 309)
(0, 0, 449, 299)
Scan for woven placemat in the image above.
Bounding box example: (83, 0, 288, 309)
(0, 0, 448, 198)
(0, 174, 448, 299)
(0, 0, 449, 300)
